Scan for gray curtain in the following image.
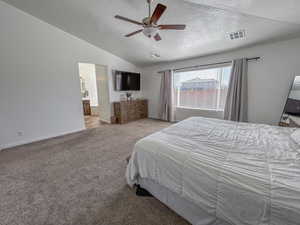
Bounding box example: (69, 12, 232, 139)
(159, 70, 175, 122)
(224, 58, 248, 122)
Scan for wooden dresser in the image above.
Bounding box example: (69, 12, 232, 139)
(113, 99, 148, 124)
(82, 100, 91, 116)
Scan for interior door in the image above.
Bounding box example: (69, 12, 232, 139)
(95, 65, 111, 123)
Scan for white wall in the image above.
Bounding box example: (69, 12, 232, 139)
(175, 108, 224, 121)
(0, 1, 140, 149)
(142, 37, 300, 125)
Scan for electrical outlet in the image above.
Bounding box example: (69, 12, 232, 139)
(17, 131, 23, 136)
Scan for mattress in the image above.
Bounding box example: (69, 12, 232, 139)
(126, 117, 300, 225)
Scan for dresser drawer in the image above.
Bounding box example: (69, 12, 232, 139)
(113, 100, 148, 124)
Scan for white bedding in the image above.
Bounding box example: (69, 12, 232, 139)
(126, 117, 300, 225)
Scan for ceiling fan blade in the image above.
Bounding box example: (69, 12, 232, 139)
(115, 15, 143, 26)
(154, 33, 162, 41)
(125, 29, 143, 37)
(150, 4, 167, 24)
(159, 24, 186, 30)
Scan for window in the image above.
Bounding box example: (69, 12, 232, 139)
(174, 65, 232, 111)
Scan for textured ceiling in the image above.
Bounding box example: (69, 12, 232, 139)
(185, 0, 300, 24)
(2, 0, 300, 66)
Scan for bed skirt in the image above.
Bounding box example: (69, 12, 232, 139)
(138, 178, 230, 225)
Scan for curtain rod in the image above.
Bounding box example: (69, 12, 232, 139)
(158, 57, 261, 73)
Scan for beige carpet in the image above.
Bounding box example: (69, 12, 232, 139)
(0, 119, 190, 225)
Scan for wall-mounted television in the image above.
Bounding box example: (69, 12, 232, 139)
(114, 71, 140, 91)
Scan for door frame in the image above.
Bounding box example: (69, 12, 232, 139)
(76, 62, 110, 128)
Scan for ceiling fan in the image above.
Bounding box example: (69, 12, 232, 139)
(114, 0, 186, 41)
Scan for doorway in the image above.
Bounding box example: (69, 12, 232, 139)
(78, 63, 110, 129)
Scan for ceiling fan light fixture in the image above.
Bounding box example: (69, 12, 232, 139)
(115, 1, 186, 41)
(143, 26, 158, 38)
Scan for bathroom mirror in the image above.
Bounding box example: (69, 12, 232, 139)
(280, 76, 300, 127)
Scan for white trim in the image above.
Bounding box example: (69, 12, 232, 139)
(99, 119, 111, 124)
(176, 106, 224, 112)
(173, 65, 231, 113)
(174, 62, 232, 73)
(0, 128, 85, 151)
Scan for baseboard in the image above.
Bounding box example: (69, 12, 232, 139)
(147, 117, 177, 123)
(99, 119, 111, 124)
(147, 117, 161, 121)
(0, 128, 85, 151)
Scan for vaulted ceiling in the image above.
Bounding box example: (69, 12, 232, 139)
(2, 0, 300, 66)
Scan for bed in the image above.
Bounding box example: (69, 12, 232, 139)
(126, 117, 300, 225)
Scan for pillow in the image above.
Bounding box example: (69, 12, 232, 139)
(291, 129, 300, 145)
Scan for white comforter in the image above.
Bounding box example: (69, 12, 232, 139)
(126, 117, 300, 225)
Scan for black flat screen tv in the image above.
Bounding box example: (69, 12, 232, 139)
(115, 71, 140, 91)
